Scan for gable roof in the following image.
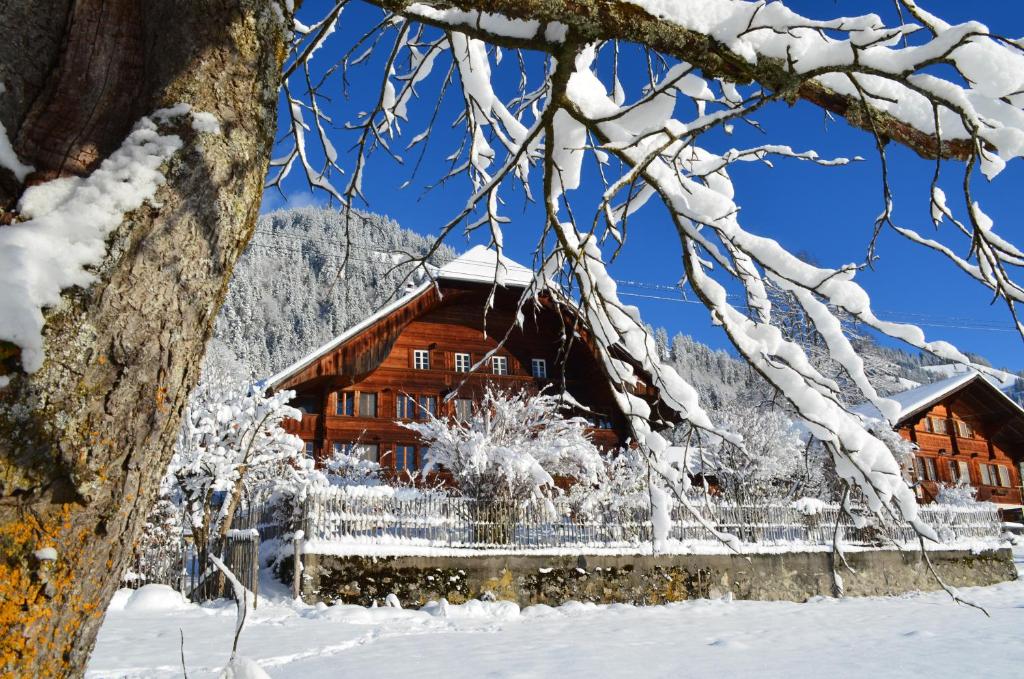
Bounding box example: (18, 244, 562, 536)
(853, 370, 1024, 426)
(265, 246, 536, 388)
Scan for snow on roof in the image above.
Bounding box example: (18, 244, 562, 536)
(266, 246, 536, 388)
(435, 244, 536, 288)
(852, 370, 1024, 424)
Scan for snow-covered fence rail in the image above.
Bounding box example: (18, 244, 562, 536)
(290, 488, 1002, 551)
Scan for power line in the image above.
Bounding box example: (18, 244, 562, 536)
(247, 229, 1018, 334)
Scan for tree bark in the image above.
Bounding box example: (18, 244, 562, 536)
(0, 1, 287, 676)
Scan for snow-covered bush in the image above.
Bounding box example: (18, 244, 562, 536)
(935, 481, 981, 507)
(401, 386, 605, 503)
(323, 451, 384, 487)
(697, 403, 806, 506)
(567, 447, 651, 516)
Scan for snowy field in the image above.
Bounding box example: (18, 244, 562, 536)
(88, 550, 1024, 679)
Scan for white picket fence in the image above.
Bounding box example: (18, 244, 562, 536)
(290, 487, 1002, 550)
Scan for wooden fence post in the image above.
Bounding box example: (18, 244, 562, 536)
(292, 529, 304, 600)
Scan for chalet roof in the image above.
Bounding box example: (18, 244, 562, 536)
(435, 244, 536, 287)
(265, 246, 536, 388)
(852, 370, 1024, 427)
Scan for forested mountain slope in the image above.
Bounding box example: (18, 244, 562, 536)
(209, 207, 455, 377)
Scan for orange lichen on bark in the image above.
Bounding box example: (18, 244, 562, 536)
(0, 505, 98, 676)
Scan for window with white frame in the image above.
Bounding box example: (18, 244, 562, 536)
(492, 355, 508, 375)
(413, 349, 430, 370)
(931, 416, 948, 434)
(304, 441, 314, 457)
(955, 420, 973, 438)
(998, 465, 1012, 487)
(531, 358, 547, 378)
(454, 352, 471, 373)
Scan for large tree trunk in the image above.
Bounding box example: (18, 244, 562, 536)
(0, 1, 286, 675)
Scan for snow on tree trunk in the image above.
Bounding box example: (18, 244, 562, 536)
(0, 2, 287, 676)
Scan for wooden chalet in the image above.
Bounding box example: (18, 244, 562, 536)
(267, 246, 650, 474)
(857, 372, 1024, 508)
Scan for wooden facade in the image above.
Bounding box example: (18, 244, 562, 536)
(269, 249, 649, 474)
(890, 375, 1024, 507)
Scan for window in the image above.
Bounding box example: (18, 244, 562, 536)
(394, 445, 416, 472)
(931, 417, 948, 434)
(332, 441, 346, 456)
(359, 392, 378, 418)
(336, 391, 355, 416)
(921, 417, 932, 433)
(454, 352, 471, 373)
(915, 456, 937, 481)
(949, 460, 970, 483)
(492, 356, 508, 375)
(955, 420, 973, 438)
(304, 441, 314, 457)
(413, 349, 430, 370)
(455, 398, 473, 422)
(352, 443, 378, 461)
(531, 358, 547, 378)
(420, 446, 432, 470)
(418, 395, 437, 418)
(979, 463, 1009, 487)
(998, 465, 1012, 488)
(396, 394, 416, 419)
(597, 417, 614, 430)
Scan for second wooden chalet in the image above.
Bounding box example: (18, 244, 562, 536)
(856, 372, 1024, 508)
(267, 246, 652, 472)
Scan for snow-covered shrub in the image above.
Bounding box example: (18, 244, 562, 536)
(697, 402, 805, 506)
(935, 481, 980, 507)
(401, 385, 605, 503)
(567, 447, 651, 517)
(324, 451, 384, 487)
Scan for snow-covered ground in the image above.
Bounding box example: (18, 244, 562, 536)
(88, 550, 1024, 678)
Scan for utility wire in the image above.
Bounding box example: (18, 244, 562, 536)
(247, 229, 1017, 334)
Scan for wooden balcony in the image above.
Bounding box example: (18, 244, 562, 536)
(976, 485, 1022, 506)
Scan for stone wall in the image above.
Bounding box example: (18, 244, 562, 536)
(280, 548, 1017, 607)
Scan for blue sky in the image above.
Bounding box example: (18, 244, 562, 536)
(264, 1, 1024, 372)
